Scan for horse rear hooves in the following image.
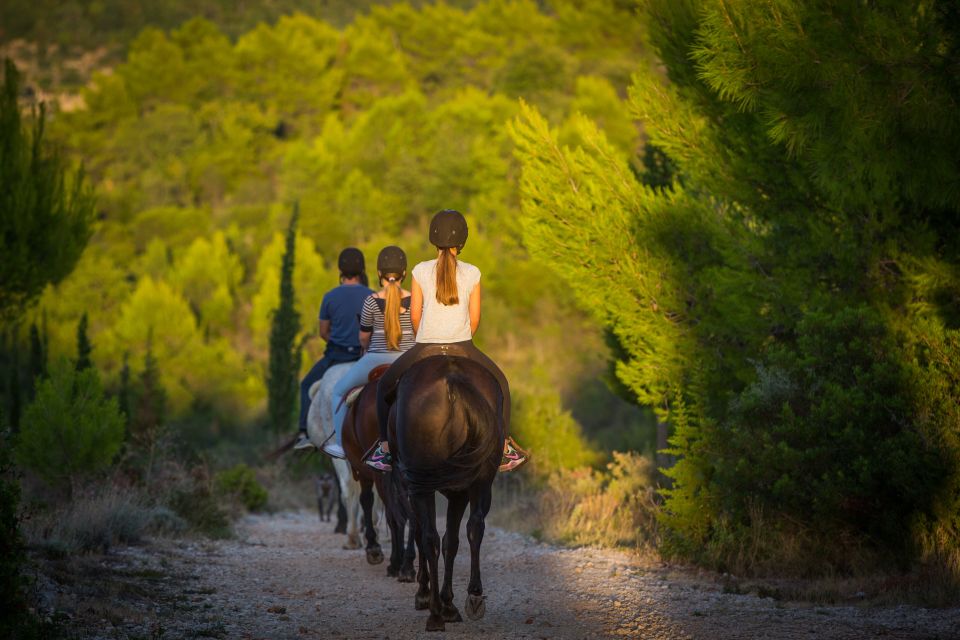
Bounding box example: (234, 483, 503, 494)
(415, 590, 430, 610)
(425, 614, 445, 632)
(386, 565, 399, 578)
(464, 594, 486, 620)
(398, 567, 416, 583)
(366, 548, 384, 565)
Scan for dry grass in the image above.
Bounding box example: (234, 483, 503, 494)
(23, 485, 184, 554)
(491, 451, 661, 551)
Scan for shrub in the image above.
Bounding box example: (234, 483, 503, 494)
(664, 306, 949, 573)
(214, 463, 268, 511)
(24, 486, 168, 554)
(540, 451, 659, 549)
(16, 362, 125, 491)
(169, 467, 232, 539)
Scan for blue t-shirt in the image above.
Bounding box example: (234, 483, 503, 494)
(319, 284, 374, 349)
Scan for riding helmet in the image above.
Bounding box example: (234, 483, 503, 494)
(338, 247, 365, 277)
(377, 245, 407, 275)
(429, 209, 468, 250)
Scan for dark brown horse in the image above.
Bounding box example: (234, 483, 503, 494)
(391, 355, 503, 632)
(342, 367, 416, 579)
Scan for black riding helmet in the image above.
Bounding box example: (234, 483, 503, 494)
(429, 209, 468, 251)
(338, 247, 365, 277)
(377, 245, 407, 277)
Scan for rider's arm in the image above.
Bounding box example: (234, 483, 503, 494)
(318, 319, 331, 342)
(359, 330, 371, 353)
(469, 282, 481, 335)
(410, 277, 423, 333)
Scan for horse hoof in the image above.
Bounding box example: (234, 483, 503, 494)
(415, 591, 430, 611)
(465, 594, 486, 620)
(386, 565, 399, 578)
(398, 568, 416, 583)
(425, 615, 445, 632)
(366, 548, 384, 565)
(442, 605, 462, 623)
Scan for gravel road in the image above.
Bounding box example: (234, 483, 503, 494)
(38, 510, 960, 639)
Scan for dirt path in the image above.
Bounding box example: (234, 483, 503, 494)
(37, 510, 960, 639)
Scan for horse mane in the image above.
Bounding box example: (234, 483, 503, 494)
(400, 360, 502, 495)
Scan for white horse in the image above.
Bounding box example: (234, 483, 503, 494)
(305, 361, 382, 550)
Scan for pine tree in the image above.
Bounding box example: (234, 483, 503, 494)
(513, 1, 960, 572)
(75, 312, 92, 371)
(267, 203, 301, 438)
(0, 59, 94, 322)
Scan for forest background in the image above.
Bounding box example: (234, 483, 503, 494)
(2, 0, 959, 627)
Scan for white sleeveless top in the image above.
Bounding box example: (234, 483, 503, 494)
(412, 259, 481, 344)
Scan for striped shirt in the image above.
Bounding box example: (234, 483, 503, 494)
(359, 294, 416, 353)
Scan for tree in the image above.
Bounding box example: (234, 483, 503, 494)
(129, 336, 166, 483)
(512, 1, 960, 574)
(15, 361, 125, 493)
(267, 204, 302, 437)
(75, 312, 92, 371)
(28, 321, 45, 384)
(0, 59, 94, 322)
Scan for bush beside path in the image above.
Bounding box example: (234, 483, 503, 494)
(31, 511, 960, 639)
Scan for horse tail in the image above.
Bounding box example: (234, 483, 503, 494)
(402, 368, 501, 494)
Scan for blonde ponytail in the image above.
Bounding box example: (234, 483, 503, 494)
(435, 247, 459, 305)
(383, 274, 402, 350)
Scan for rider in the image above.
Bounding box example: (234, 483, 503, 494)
(294, 247, 374, 450)
(364, 209, 528, 472)
(321, 246, 416, 459)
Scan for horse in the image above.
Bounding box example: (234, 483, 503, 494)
(305, 362, 382, 552)
(342, 368, 417, 579)
(391, 355, 503, 632)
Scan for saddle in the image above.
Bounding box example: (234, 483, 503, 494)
(339, 364, 391, 411)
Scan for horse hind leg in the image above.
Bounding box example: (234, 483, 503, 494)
(439, 492, 469, 623)
(464, 484, 492, 621)
(411, 492, 445, 632)
(399, 513, 417, 583)
(360, 481, 384, 564)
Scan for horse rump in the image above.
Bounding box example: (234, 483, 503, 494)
(396, 357, 502, 495)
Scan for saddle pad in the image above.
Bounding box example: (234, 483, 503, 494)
(342, 364, 393, 410)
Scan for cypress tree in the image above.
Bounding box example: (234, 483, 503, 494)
(267, 203, 301, 438)
(75, 312, 92, 372)
(28, 322, 44, 384)
(0, 59, 94, 322)
(130, 336, 166, 483)
(117, 352, 131, 422)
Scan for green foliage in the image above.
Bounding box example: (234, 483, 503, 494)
(169, 480, 232, 539)
(514, 0, 960, 573)
(0, 59, 93, 322)
(215, 463, 268, 512)
(512, 383, 601, 476)
(267, 206, 301, 436)
(26, 1, 648, 475)
(16, 361, 125, 490)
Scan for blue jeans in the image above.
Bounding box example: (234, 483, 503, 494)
(331, 351, 403, 446)
(298, 344, 362, 432)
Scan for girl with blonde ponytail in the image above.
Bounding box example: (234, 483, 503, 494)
(321, 246, 415, 459)
(366, 209, 528, 473)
